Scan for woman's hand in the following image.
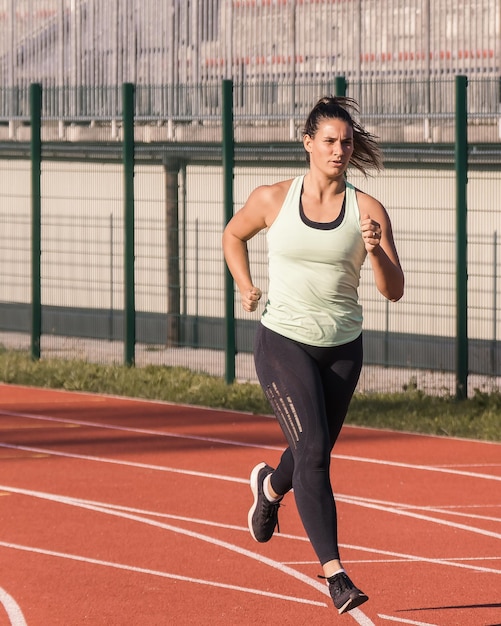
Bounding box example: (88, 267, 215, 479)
(360, 214, 382, 253)
(359, 209, 404, 302)
(241, 286, 262, 312)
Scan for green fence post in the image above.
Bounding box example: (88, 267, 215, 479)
(123, 82, 135, 366)
(455, 75, 468, 399)
(30, 83, 42, 361)
(222, 79, 236, 384)
(335, 76, 347, 97)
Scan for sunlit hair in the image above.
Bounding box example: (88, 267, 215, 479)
(303, 96, 383, 175)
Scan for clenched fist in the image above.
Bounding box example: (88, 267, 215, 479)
(241, 286, 262, 312)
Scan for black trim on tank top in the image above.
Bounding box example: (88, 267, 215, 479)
(299, 194, 346, 230)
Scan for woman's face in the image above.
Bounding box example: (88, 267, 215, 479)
(303, 117, 354, 177)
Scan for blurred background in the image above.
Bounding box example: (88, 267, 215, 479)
(0, 0, 500, 396)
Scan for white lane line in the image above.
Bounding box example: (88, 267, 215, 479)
(339, 496, 501, 523)
(341, 543, 501, 575)
(2, 410, 500, 483)
(400, 506, 501, 523)
(24, 491, 501, 568)
(336, 494, 501, 514)
(9, 489, 501, 566)
(413, 503, 501, 509)
(1, 441, 499, 545)
(0, 587, 27, 626)
(334, 453, 501, 482)
(3, 484, 500, 576)
(433, 462, 501, 467)
(0, 483, 378, 625)
(378, 615, 438, 626)
(372, 500, 501, 520)
(347, 608, 376, 626)
(0, 541, 325, 607)
(339, 495, 501, 542)
(287, 556, 501, 566)
(0, 442, 248, 485)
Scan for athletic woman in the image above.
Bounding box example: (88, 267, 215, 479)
(222, 96, 404, 614)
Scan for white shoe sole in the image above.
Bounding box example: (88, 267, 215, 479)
(247, 462, 267, 542)
(338, 592, 369, 614)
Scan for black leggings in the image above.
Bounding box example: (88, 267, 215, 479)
(254, 324, 363, 565)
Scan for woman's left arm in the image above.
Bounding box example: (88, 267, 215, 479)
(358, 193, 404, 302)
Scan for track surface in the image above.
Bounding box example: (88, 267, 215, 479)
(0, 384, 500, 626)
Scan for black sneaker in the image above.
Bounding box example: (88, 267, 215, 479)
(326, 571, 368, 614)
(248, 462, 282, 542)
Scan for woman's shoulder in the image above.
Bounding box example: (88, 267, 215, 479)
(245, 177, 296, 219)
(250, 177, 297, 204)
(245, 177, 299, 227)
(352, 186, 385, 211)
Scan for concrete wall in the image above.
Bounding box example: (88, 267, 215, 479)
(1, 159, 500, 345)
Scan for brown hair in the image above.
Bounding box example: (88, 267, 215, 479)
(303, 96, 383, 175)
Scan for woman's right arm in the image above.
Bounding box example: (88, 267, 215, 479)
(222, 185, 272, 312)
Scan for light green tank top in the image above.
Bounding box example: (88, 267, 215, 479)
(261, 175, 367, 347)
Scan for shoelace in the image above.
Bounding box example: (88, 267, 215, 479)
(317, 571, 350, 591)
(261, 498, 282, 534)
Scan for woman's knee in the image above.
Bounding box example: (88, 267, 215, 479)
(297, 441, 331, 474)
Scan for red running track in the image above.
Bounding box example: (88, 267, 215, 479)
(0, 383, 500, 626)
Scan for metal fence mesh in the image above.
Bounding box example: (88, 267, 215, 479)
(1, 158, 500, 395)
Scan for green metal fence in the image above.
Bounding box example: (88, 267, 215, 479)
(1, 79, 501, 398)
